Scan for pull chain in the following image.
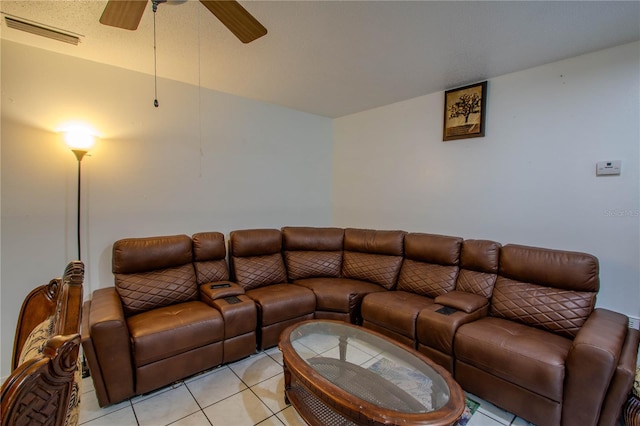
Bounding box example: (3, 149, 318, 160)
(153, 0, 159, 107)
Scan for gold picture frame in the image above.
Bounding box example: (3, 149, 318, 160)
(443, 81, 487, 141)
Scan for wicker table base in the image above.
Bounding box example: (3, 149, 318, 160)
(625, 395, 640, 426)
(287, 376, 358, 426)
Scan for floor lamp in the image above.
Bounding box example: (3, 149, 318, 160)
(64, 127, 95, 379)
(64, 129, 95, 261)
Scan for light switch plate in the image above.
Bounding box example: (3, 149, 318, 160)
(596, 160, 621, 176)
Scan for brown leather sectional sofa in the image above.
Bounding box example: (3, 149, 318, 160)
(81, 227, 639, 426)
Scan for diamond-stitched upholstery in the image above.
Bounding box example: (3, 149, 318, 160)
(194, 260, 229, 284)
(490, 278, 596, 338)
(455, 239, 501, 298)
(229, 229, 288, 290)
(488, 244, 599, 338)
(192, 232, 229, 284)
(341, 229, 405, 289)
(285, 251, 342, 280)
(395, 233, 462, 296)
(282, 225, 345, 281)
(455, 269, 495, 298)
(232, 254, 287, 290)
(115, 263, 198, 316)
(112, 234, 198, 316)
(343, 252, 402, 289)
(397, 259, 458, 297)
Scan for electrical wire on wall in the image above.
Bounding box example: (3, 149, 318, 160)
(197, 4, 203, 178)
(152, 0, 160, 107)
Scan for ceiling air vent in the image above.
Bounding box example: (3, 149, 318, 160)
(5, 16, 80, 45)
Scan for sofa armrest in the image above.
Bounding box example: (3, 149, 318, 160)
(598, 327, 640, 426)
(199, 282, 245, 307)
(563, 308, 628, 426)
(82, 287, 135, 406)
(417, 292, 490, 357)
(434, 291, 488, 313)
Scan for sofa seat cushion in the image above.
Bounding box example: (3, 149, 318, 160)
(245, 284, 316, 326)
(293, 278, 386, 313)
(455, 317, 572, 401)
(362, 291, 434, 338)
(127, 301, 224, 367)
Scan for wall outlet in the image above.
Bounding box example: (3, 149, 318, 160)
(629, 316, 640, 330)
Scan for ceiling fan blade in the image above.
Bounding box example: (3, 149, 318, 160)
(100, 0, 148, 31)
(200, 1, 267, 43)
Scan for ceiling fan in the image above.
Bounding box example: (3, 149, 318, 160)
(99, 0, 267, 43)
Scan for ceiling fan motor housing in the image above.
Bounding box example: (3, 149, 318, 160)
(100, 0, 267, 44)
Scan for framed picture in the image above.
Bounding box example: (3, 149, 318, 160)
(443, 81, 487, 141)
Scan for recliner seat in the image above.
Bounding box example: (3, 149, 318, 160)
(362, 232, 463, 348)
(284, 227, 404, 324)
(454, 244, 626, 426)
(229, 228, 316, 350)
(82, 234, 254, 406)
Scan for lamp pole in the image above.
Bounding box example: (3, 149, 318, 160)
(64, 126, 94, 262)
(71, 149, 87, 261)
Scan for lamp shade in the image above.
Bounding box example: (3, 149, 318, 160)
(64, 127, 95, 151)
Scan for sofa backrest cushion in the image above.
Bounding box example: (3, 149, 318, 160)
(229, 229, 287, 290)
(342, 228, 405, 289)
(499, 244, 600, 292)
(491, 244, 599, 338)
(192, 232, 229, 284)
(282, 227, 344, 280)
(113, 235, 198, 316)
(397, 233, 462, 297)
(455, 239, 501, 298)
(113, 234, 194, 273)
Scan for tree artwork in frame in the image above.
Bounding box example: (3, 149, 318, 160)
(443, 81, 487, 141)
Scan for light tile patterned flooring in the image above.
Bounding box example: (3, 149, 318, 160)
(79, 346, 535, 426)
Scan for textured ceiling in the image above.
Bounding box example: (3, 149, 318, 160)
(1, 1, 639, 118)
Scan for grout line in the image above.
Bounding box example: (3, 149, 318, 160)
(78, 390, 136, 425)
(131, 400, 141, 426)
(80, 349, 527, 426)
(478, 409, 516, 425)
(179, 382, 213, 426)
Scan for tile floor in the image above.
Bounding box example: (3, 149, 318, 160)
(79, 346, 536, 426)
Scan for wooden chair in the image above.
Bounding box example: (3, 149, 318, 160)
(1, 261, 84, 426)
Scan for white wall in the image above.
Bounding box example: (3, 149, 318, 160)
(3, 38, 639, 379)
(333, 42, 640, 319)
(1, 41, 333, 377)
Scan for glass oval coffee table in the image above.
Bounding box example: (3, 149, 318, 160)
(278, 320, 465, 426)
